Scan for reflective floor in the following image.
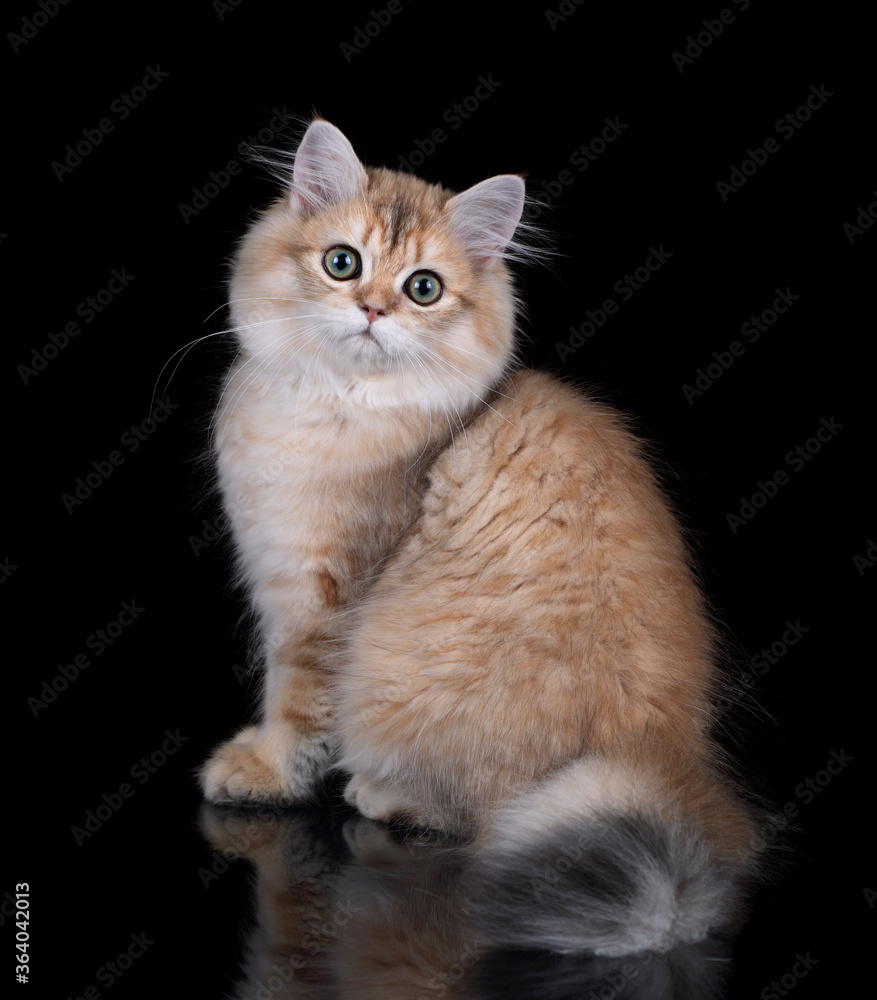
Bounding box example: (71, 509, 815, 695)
(31, 756, 866, 999)
(194, 795, 739, 999)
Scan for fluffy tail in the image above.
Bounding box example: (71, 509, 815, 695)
(466, 755, 758, 959)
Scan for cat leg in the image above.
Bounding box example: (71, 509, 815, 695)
(201, 632, 334, 806)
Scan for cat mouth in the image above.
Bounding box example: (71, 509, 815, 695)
(354, 325, 383, 349)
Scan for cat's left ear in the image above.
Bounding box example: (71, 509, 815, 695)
(290, 120, 368, 216)
(444, 175, 526, 267)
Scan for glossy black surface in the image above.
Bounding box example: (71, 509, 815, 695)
(9, 3, 873, 996)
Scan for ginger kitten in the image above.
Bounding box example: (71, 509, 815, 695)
(200, 118, 762, 956)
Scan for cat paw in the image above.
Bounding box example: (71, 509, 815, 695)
(342, 773, 410, 823)
(199, 725, 325, 806)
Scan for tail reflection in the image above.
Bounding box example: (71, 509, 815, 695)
(198, 804, 734, 998)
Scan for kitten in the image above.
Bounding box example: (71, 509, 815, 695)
(200, 118, 762, 956)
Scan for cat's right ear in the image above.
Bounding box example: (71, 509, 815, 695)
(290, 120, 367, 216)
(444, 175, 527, 267)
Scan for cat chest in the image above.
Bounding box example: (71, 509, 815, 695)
(217, 430, 362, 525)
(217, 418, 414, 556)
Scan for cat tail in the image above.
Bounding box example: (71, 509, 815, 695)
(466, 754, 760, 960)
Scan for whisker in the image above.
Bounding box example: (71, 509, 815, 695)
(214, 321, 328, 427)
(396, 347, 441, 477)
(415, 332, 523, 406)
(417, 344, 520, 431)
(149, 329, 231, 419)
(152, 306, 332, 418)
(293, 324, 338, 435)
(398, 340, 474, 494)
(213, 338, 294, 432)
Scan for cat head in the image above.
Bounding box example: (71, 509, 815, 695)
(229, 118, 531, 413)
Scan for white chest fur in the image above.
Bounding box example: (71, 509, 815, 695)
(214, 365, 437, 629)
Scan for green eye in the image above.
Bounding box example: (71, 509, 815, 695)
(323, 247, 361, 280)
(406, 271, 442, 306)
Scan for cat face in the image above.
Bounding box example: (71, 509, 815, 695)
(228, 120, 527, 412)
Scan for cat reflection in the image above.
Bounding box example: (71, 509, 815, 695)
(199, 804, 734, 1000)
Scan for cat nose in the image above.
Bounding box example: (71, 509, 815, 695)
(360, 303, 387, 324)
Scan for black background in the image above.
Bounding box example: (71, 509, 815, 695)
(7, 1, 874, 997)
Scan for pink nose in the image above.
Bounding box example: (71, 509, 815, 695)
(361, 304, 386, 324)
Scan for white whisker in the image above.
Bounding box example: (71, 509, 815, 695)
(215, 322, 326, 424)
(214, 339, 292, 431)
(149, 329, 231, 418)
(417, 344, 520, 431)
(416, 332, 523, 406)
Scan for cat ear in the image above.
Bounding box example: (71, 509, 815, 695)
(444, 175, 526, 266)
(290, 120, 367, 216)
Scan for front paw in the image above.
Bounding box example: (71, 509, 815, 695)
(199, 724, 326, 806)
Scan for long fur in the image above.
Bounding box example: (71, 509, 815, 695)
(199, 118, 764, 957)
(465, 753, 756, 957)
